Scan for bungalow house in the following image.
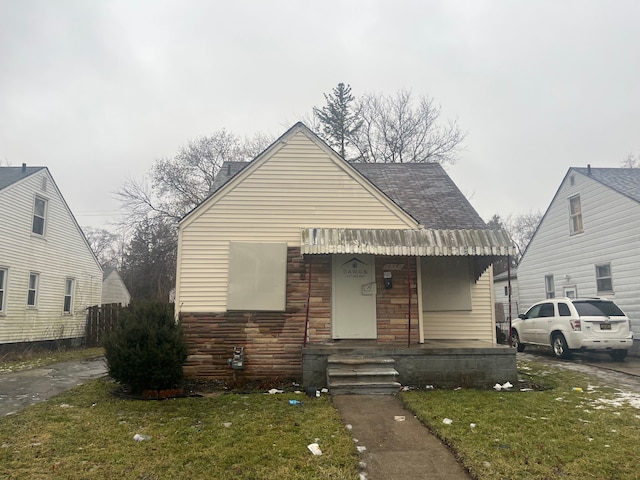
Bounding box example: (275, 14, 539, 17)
(175, 123, 516, 390)
(517, 166, 640, 354)
(102, 267, 131, 307)
(0, 164, 103, 351)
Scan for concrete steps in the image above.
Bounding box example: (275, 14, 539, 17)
(327, 355, 401, 395)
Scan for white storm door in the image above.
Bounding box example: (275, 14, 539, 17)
(332, 254, 377, 339)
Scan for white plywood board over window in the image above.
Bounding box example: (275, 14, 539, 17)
(227, 242, 287, 311)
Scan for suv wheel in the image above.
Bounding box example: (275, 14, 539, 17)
(511, 330, 525, 352)
(551, 333, 571, 359)
(609, 350, 628, 362)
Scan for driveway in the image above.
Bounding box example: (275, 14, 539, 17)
(519, 349, 640, 393)
(0, 357, 107, 416)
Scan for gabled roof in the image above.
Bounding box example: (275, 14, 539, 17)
(0, 166, 46, 191)
(351, 163, 486, 229)
(573, 167, 640, 203)
(208, 159, 487, 230)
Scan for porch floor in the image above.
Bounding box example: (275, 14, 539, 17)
(302, 339, 516, 389)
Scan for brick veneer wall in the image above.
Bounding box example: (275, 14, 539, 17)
(182, 249, 421, 381)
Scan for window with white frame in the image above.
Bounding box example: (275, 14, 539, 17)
(63, 278, 74, 314)
(32, 196, 47, 235)
(27, 272, 39, 307)
(569, 195, 583, 235)
(595, 264, 613, 294)
(545, 274, 555, 299)
(0, 268, 6, 313)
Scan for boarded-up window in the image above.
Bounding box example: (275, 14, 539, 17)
(421, 257, 472, 311)
(227, 242, 287, 311)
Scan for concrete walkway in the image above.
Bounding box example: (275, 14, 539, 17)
(0, 357, 107, 416)
(332, 395, 471, 480)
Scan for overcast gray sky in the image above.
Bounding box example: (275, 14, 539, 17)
(1, 0, 638, 230)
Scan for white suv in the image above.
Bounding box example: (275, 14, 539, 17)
(512, 297, 633, 361)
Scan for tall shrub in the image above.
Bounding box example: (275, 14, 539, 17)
(103, 302, 188, 394)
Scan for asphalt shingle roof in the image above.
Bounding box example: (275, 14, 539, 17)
(0, 166, 45, 191)
(210, 161, 486, 230)
(573, 167, 640, 203)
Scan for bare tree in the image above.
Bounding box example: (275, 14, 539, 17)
(116, 130, 273, 225)
(350, 89, 466, 164)
(622, 153, 639, 168)
(84, 226, 126, 269)
(503, 211, 543, 261)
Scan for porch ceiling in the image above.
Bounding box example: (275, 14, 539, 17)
(300, 227, 516, 257)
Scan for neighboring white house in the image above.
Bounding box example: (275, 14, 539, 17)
(0, 164, 102, 349)
(102, 267, 131, 306)
(517, 166, 640, 352)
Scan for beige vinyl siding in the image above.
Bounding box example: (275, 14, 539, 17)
(423, 269, 495, 341)
(177, 130, 417, 313)
(0, 170, 102, 344)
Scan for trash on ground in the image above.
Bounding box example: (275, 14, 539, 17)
(357, 445, 367, 452)
(442, 418, 453, 425)
(345, 424, 353, 430)
(470, 423, 477, 428)
(223, 422, 232, 428)
(133, 434, 151, 442)
(59, 403, 72, 408)
(494, 382, 513, 391)
(307, 443, 322, 455)
(267, 389, 283, 394)
(321, 388, 329, 393)
(289, 399, 303, 406)
(394, 415, 405, 422)
(425, 385, 434, 390)
(572, 387, 583, 392)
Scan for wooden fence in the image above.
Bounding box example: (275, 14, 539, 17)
(85, 303, 123, 347)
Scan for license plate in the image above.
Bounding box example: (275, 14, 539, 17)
(601, 323, 611, 330)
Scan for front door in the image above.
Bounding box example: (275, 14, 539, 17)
(332, 254, 377, 339)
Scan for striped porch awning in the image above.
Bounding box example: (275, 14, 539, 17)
(300, 227, 516, 257)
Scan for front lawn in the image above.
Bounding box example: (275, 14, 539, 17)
(0, 379, 359, 479)
(402, 359, 640, 479)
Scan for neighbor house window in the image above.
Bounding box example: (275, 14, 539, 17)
(27, 273, 39, 307)
(595, 264, 613, 294)
(569, 195, 583, 234)
(0, 268, 6, 313)
(32, 196, 47, 235)
(545, 274, 555, 299)
(63, 278, 74, 314)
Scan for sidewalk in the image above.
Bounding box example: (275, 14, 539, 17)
(0, 357, 107, 416)
(332, 395, 471, 480)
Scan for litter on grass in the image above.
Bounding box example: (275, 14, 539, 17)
(289, 399, 303, 406)
(442, 418, 453, 425)
(357, 445, 367, 452)
(394, 416, 405, 422)
(307, 443, 322, 455)
(267, 389, 283, 394)
(493, 382, 513, 391)
(133, 434, 151, 442)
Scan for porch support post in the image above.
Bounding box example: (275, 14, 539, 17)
(416, 257, 424, 343)
(407, 256, 411, 347)
(304, 256, 312, 347)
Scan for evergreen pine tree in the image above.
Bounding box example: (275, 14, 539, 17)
(313, 83, 361, 160)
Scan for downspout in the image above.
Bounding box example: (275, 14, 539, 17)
(407, 256, 412, 347)
(304, 257, 312, 347)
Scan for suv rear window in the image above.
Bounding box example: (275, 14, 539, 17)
(572, 300, 625, 317)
